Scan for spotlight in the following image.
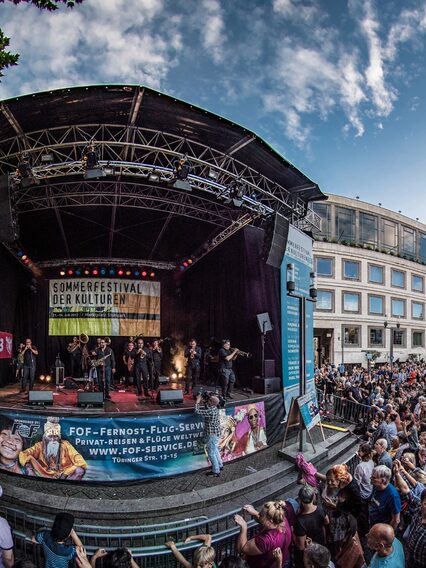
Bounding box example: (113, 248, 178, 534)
(134, 270, 140, 277)
(84, 269, 90, 275)
(23, 258, 30, 264)
(188, 259, 193, 265)
(150, 272, 155, 278)
(126, 270, 131, 276)
(21, 255, 28, 261)
(148, 170, 160, 183)
(41, 153, 54, 163)
(183, 262, 188, 268)
(59, 270, 65, 276)
(100, 268, 106, 276)
(39, 375, 45, 381)
(109, 268, 115, 276)
(17, 251, 24, 257)
(142, 271, 147, 277)
(67, 269, 73, 276)
(103, 164, 115, 176)
(178, 372, 183, 379)
(171, 373, 177, 380)
(208, 168, 219, 180)
(92, 269, 98, 276)
(75, 269, 81, 276)
(118, 269, 124, 276)
(45, 375, 51, 382)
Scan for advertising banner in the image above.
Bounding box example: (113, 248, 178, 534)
(0, 332, 13, 359)
(298, 391, 321, 431)
(281, 225, 315, 415)
(0, 401, 267, 481)
(48, 279, 161, 337)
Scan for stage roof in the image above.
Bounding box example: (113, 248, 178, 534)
(0, 84, 325, 268)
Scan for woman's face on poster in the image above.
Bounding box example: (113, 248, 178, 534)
(0, 428, 23, 461)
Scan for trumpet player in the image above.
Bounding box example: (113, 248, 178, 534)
(95, 338, 116, 400)
(130, 337, 151, 398)
(184, 339, 202, 395)
(67, 336, 82, 378)
(21, 338, 38, 393)
(218, 339, 238, 399)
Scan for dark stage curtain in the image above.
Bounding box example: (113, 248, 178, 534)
(0, 247, 33, 386)
(162, 226, 282, 386)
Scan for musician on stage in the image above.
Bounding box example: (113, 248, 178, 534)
(16, 343, 25, 384)
(131, 337, 151, 398)
(20, 338, 38, 393)
(95, 338, 116, 400)
(150, 339, 163, 389)
(67, 336, 82, 378)
(218, 339, 238, 399)
(184, 339, 202, 394)
(122, 340, 135, 388)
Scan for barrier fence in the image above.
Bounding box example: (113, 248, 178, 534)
(316, 389, 374, 425)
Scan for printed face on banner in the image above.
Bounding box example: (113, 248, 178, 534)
(0, 402, 267, 482)
(48, 279, 161, 337)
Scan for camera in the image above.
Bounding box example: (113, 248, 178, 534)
(195, 387, 226, 408)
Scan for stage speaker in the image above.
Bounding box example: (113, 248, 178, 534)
(263, 212, 289, 268)
(252, 376, 281, 394)
(0, 175, 19, 242)
(156, 389, 184, 405)
(256, 312, 273, 333)
(158, 375, 169, 385)
(28, 391, 53, 406)
(264, 359, 276, 377)
(77, 392, 104, 408)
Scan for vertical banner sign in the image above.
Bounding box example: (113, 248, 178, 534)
(48, 279, 161, 337)
(280, 225, 314, 415)
(0, 332, 13, 359)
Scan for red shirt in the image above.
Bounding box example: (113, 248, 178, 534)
(246, 518, 291, 568)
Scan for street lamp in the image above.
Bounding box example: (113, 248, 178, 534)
(286, 264, 317, 451)
(384, 318, 401, 364)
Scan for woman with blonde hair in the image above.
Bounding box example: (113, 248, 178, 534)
(165, 534, 216, 568)
(234, 500, 291, 567)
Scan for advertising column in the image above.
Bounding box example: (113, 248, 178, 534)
(280, 226, 314, 415)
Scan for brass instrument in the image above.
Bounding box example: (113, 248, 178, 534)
(136, 346, 146, 359)
(79, 333, 89, 344)
(235, 349, 251, 358)
(80, 333, 90, 371)
(93, 353, 111, 367)
(67, 338, 80, 353)
(190, 348, 196, 359)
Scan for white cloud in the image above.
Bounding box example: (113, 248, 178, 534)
(199, 0, 226, 64)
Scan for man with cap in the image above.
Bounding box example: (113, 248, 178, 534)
(195, 391, 223, 477)
(19, 417, 87, 479)
(33, 512, 82, 568)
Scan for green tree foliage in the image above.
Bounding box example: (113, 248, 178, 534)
(0, 0, 84, 77)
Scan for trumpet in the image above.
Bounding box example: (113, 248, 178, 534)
(234, 348, 251, 358)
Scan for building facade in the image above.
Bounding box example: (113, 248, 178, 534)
(312, 195, 426, 367)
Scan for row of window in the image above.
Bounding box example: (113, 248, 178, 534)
(316, 256, 425, 292)
(317, 290, 424, 319)
(342, 326, 424, 348)
(312, 203, 426, 259)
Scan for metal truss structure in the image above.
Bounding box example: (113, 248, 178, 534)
(37, 258, 175, 270)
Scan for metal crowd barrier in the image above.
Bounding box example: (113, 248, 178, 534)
(316, 389, 374, 425)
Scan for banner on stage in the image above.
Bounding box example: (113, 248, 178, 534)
(48, 279, 161, 337)
(0, 332, 13, 359)
(0, 401, 267, 481)
(298, 390, 321, 431)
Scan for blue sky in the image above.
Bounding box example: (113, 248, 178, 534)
(1, 0, 426, 220)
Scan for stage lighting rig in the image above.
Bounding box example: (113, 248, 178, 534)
(224, 180, 245, 208)
(171, 155, 192, 191)
(82, 140, 106, 179)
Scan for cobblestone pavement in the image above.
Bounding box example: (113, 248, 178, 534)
(0, 423, 341, 501)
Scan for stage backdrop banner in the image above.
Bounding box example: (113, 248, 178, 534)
(48, 279, 161, 337)
(0, 332, 13, 359)
(0, 401, 267, 481)
(280, 225, 315, 415)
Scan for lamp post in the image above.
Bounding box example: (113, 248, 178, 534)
(384, 318, 401, 365)
(286, 264, 317, 451)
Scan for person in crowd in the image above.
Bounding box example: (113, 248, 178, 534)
(369, 465, 401, 529)
(195, 391, 223, 477)
(101, 547, 140, 568)
(19, 416, 87, 480)
(293, 485, 328, 566)
(354, 443, 374, 536)
(165, 534, 215, 568)
(33, 512, 82, 568)
(0, 514, 14, 568)
(373, 439, 393, 470)
(234, 501, 291, 568)
(403, 413, 420, 450)
(218, 557, 249, 568)
(184, 339, 202, 395)
(369, 412, 391, 449)
(366, 523, 405, 567)
(303, 542, 335, 568)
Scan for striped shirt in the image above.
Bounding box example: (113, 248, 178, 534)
(195, 403, 221, 436)
(35, 530, 76, 568)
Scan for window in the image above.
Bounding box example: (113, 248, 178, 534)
(412, 331, 424, 348)
(412, 274, 424, 293)
(369, 328, 384, 347)
(391, 269, 405, 288)
(393, 329, 405, 347)
(391, 298, 405, 317)
(315, 257, 333, 277)
(381, 218, 398, 251)
(369, 295, 384, 315)
(343, 326, 360, 347)
(360, 212, 378, 245)
(335, 207, 355, 241)
(343, 292, 360, 313)
(412, 301, 424, 320)
(402, 226, 416, 257)
(343, 260, 360, 280)
(316, 290, 333, 311)
(312, 203, 331, 239)
(368, 264, 384, 284)
(420, 233, 426, 262)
